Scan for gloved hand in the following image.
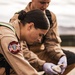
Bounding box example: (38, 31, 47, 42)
(58, 56, 67, 74)
(43, 63, 59, 75)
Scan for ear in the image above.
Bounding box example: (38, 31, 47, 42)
(27, 22, 34, 30)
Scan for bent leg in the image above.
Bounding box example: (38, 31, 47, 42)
(60, 49, 75, 75)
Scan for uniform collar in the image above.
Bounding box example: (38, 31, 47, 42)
(25, 2, 46, 14)
(25, 2, 32, 12)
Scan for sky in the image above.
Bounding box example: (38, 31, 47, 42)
(0, 0, 75, 27)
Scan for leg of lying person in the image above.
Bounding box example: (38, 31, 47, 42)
(60, 49, 75, 75)
(35, 49, 75, 75)
(59, 64, 75, 75)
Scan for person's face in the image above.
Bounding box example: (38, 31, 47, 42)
(20, 23, 48, 44)
(32, 0, 51, 11)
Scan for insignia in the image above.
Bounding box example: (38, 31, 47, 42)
(8, 41, 21, 54)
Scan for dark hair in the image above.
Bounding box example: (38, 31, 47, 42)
(18, 9, 50, 30)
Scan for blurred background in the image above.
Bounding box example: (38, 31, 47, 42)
(0, 0, 75, 46)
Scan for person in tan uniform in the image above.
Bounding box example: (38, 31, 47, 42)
(10, 0, 75, 75)
(0, 9, 50, 75)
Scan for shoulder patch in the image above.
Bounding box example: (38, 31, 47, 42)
(8, 41, 21, 54)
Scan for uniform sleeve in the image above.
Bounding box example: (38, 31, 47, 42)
(9, 10, 24, 23)
(0, 32, 39, 75)
(21, 41, 46, 70)
(44, 11, 65, 61)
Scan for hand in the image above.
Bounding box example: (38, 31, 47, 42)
(43, 63, 59, 75)
(58, 56, 67, 74)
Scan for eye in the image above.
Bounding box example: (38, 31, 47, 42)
(40, 2, 49, 4)
(40, 2, 46, 4)
(39, 34, 44, 37)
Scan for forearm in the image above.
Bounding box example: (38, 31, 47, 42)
(21, 41, 46, 70)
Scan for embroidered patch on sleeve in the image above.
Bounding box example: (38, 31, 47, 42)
(8, 41, 21, 54)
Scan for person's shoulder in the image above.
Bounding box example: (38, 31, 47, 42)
(46, 9, 56, 19)
(0, 22, 15, 35)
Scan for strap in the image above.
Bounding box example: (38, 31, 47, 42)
(0, 22, 15, 33)
(45, 10, 53, 28)
(41, 10, 53, 43)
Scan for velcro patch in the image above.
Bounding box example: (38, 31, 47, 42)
(8, 41, 21, 54)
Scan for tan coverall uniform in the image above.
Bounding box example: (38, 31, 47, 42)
(9, 2, 75, 75)
(9, 1, 67, 73)
(10, 2, 65, 62)
(0, 21, 45, 75)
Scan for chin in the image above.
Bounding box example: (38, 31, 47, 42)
(40, 9, 45, 11)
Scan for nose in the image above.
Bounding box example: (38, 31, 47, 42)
(37, 38, 42, 43)
(42, 3, 49, 9)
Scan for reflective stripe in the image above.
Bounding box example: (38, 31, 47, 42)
(0, 22, 15, 33)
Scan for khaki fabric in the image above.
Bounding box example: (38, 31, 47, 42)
(0, 22, 42, 75)
(10, 2, 65, 62)
(9, 2, 75, 75)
